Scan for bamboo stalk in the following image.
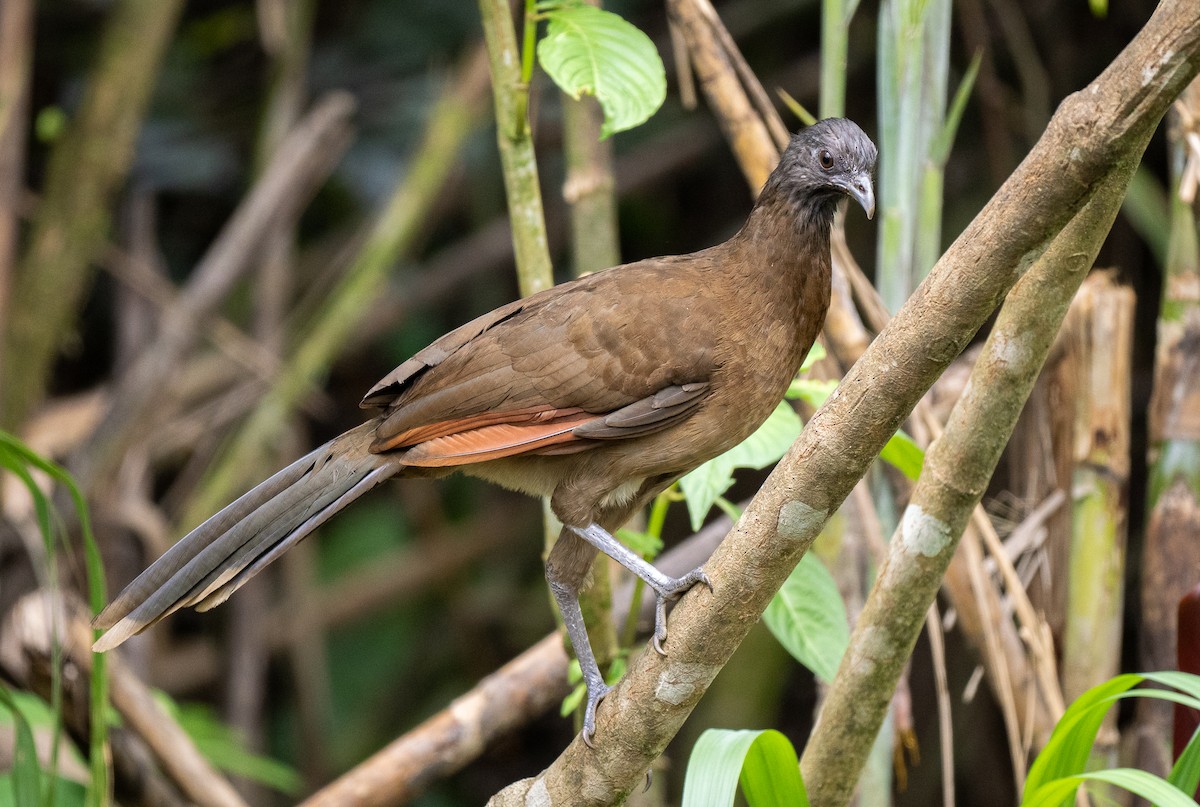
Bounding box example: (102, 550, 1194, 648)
(478, 0, 554, 296)
(0, 0, 184, 431)
(1060, 270, 1134, 718)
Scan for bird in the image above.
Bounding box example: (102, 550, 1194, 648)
(92, 118, 877, 746)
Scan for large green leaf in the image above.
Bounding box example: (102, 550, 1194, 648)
(682, 729, 809, 807)
(761, 554, 850, 683)
(537, 4, 665, 137)
(679, 402, 803, 531)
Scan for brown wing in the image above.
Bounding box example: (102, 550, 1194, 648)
(363, 254, 724, 464)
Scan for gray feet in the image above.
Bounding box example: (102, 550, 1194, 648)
(554, 522, 715, 747)
(582, 681, 613, 748)
(650, 567, 713, 655)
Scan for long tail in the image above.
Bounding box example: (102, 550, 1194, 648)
(93, 423, 397, 652)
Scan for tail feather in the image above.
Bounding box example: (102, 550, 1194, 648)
(93, 423, 394, 652)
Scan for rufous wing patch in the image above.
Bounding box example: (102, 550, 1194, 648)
(371, 405, 586, 453)
(399, 413, 599, 467)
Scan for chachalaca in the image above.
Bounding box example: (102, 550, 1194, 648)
(92, 118, 877, 745)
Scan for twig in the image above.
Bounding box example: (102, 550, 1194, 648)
(1, 0, 185, 431)
(926, 603, 955, 807)
(489, 4, 1200, 802)
(71, 91, 355, 496)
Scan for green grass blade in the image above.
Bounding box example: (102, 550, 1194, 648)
(0, 432, 109, 806)
(1024, 673, 1144, 798)
(0, 686, 42, 807)
(682, 729, 808, 807)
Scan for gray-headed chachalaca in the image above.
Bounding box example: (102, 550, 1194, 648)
(93, 118, 877, 745)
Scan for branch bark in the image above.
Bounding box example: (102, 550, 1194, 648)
(801, 153, 1145, 807)
(488, 3, 1200, 802)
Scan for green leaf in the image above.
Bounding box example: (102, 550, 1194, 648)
(799, 341, 827, 372)
(1169, 723, 1200, 797)
(679, 403, 803, 530)
(682, 729, 808, 807)
(536, 4, 666, 137)
(786, 378, 838, 409)
(0, 687, 40, 807)
(879, 430, 924, 480)
(761, 555, 849, 683)
(616, 527, 663, 557)
(1023, 769, 1197, 807)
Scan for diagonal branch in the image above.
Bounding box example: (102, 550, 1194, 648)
(488, 2, 1200, 802)
(800, 135, 1147, 807)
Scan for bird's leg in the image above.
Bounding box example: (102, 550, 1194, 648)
(569, 523, 712, 655)
(546, 572, 611, 747)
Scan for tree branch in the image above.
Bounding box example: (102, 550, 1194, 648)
(800, 131, 1147, 807)
(488, 3, 1200, 802)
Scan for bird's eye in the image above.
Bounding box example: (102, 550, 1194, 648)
(818, 149, 835, 170)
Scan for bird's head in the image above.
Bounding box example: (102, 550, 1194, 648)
(768, 118, 877, 221)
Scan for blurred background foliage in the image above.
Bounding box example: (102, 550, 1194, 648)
(0, 0, 1189, 805)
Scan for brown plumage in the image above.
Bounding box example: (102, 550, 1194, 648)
(93, 118, 877, 745)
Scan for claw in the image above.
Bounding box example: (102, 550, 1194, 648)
(649, 566, 712, 657)
(581, 682, 612, 749)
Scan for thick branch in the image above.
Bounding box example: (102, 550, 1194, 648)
(489, 3, 1200, 802)
(800, 137, 1146, 807)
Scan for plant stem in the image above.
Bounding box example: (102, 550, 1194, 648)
(478, 0, 555, 296)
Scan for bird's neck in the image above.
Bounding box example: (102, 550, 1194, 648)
(721, 184, 836, 367)
(731, 183, 836, 295)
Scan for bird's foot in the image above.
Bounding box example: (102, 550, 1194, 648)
(650, 567, 712, 655)
(582, 681, 614, 748)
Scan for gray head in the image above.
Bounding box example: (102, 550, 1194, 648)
(766, 118, 877, 221)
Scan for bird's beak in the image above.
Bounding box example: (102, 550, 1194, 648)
(846, 173, 875, 220)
